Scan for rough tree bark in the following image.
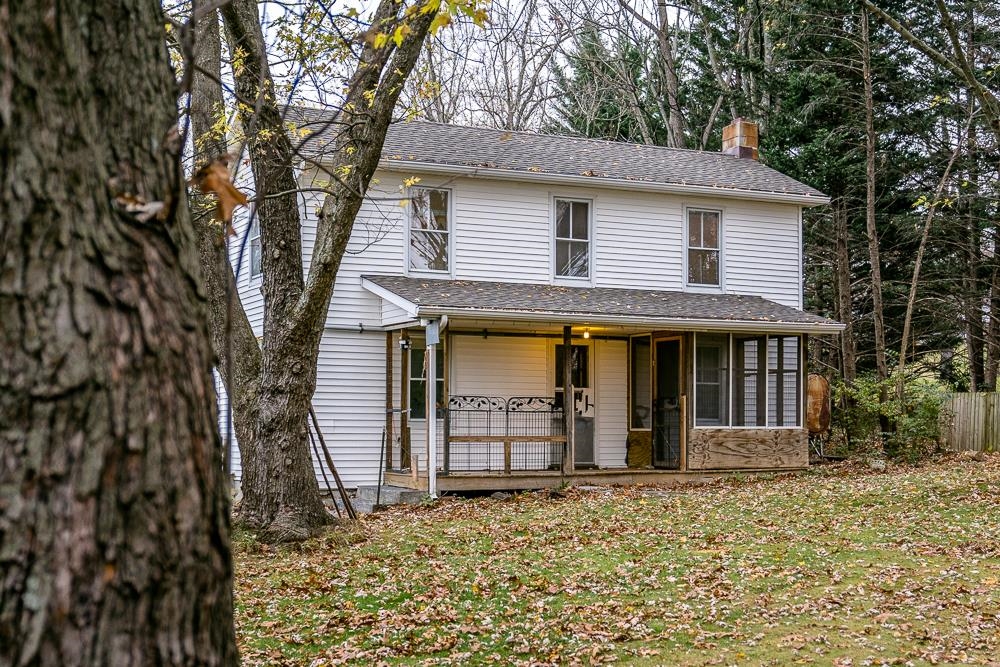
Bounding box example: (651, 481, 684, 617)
(188, 5, 264, 492)
(207, 0, 441, 540)
(833, 198, 857, 383)
(860, 8, 889, 434)
(220, 0, 332, 539)
(0, 1, 237, 664)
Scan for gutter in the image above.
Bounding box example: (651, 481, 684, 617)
(380, 159, 831, 208)
(359, 277, 845, 335)
(416, 305, 845, 335)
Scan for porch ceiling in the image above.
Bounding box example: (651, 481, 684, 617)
(362, 275, 844, 334)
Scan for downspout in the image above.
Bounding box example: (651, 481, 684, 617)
(424, 318, 440, 498)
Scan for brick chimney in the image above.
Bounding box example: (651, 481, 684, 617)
(722, 118, 759, 160)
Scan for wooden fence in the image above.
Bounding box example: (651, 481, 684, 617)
(940, 392, 1000, 453)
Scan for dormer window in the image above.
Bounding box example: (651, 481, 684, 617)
(687, 208, 721, 286)
(409, 188, 450, 272)
(554, 198, 590, 279)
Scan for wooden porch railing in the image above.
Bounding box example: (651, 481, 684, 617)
(443, 396, 567, 474)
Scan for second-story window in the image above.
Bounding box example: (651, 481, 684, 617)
(249, 218, 262, 279)
(687, 209, 721, 286)
(555, 199, 590, 278)
(409, 188, 450, 272)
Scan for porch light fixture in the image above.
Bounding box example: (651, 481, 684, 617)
(583, 328, 590, 339)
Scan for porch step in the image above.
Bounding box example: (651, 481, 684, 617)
(351, 498, 377, 515)
(355, 484, 426, 507)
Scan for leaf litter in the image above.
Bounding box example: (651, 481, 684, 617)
(235, 454, 1000, 666)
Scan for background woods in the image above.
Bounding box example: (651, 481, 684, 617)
(173, 0, 999, 538)
(407, 0, 1000, 397)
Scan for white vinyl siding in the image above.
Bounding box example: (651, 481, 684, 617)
(450, 335, 549, 397)
(311, 330, 390, 488)
(724, 201, 801, 307)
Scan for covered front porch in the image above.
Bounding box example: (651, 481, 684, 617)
(363, 275, 843, 494)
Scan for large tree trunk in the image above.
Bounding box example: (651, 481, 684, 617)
(189, 6, 264, 482)
(861, 8, 890, 439)
(220, 0, 332, 540)
(0, 1, 237, 664)
(833, 198, 857, 383)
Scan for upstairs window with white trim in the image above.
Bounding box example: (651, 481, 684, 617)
(409, 188, 450, 272)
(554, 199, 590, 278)
(249, 218, 262, 279)
(687, 209, 721, 286)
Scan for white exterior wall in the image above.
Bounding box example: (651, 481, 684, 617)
(302, 170, 804, 314)
(227, 165, 805, 487)
(230, 205, 264, 337)
(312, 330, 390, 488)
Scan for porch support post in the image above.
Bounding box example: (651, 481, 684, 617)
(385, 331, 394, 470)
(426, 320, 440, 498)
(401, 331, 410, 469)
(563, 325, 575, 474)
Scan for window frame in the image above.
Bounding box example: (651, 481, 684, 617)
(693, 333, 729, 427)
(684, 207, 724, 290)
(248, 217, 262, 281)
(407, 334, 446, 421)
(406, 186, 453, 276)
(629, 335, 653, 431)
(691, 332, 803, 429)
(551, 196, 593, 282)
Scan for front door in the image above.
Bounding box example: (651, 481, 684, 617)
(555, 343, 595, 467)
(653, 339, 682, 469)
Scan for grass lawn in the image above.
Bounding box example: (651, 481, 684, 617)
(235, 456, 1000, 666)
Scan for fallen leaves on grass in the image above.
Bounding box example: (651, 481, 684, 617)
(235, 455, 1000, 666)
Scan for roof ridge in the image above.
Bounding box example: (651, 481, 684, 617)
(388, 119, 732, 158)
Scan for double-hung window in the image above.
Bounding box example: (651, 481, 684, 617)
(409, 188, 450, 272)
(249, 218, 262, 279)
(687, 209, 721, 286)
(554, 199, 590, 278)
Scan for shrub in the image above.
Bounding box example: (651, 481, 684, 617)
(831, 374, 947, 462)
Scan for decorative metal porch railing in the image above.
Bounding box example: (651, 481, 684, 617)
(443, 396, 567, 474)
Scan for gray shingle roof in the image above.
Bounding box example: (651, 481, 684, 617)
(286, 107, 827, 202)
(363, 275, 842, 331)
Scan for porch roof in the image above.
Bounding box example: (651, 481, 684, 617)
(361, 275, 844, 334)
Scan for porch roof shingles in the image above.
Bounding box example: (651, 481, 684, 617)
(362, 275, 842, 330)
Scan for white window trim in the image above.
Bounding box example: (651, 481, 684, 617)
(247, 217, 262, 283)
(691, 332, 804, 430)
(683, 206, 725, 292)
(551, 196, 594, 284)
(405, 186, 454, 277)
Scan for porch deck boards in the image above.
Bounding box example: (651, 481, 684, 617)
(383, 467, 806, 492)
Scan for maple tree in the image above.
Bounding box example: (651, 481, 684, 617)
(1, 0, 236, 662)
(184, 0, 486, 541)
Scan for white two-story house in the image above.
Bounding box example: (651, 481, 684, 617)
(226, 114, 842, 493)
